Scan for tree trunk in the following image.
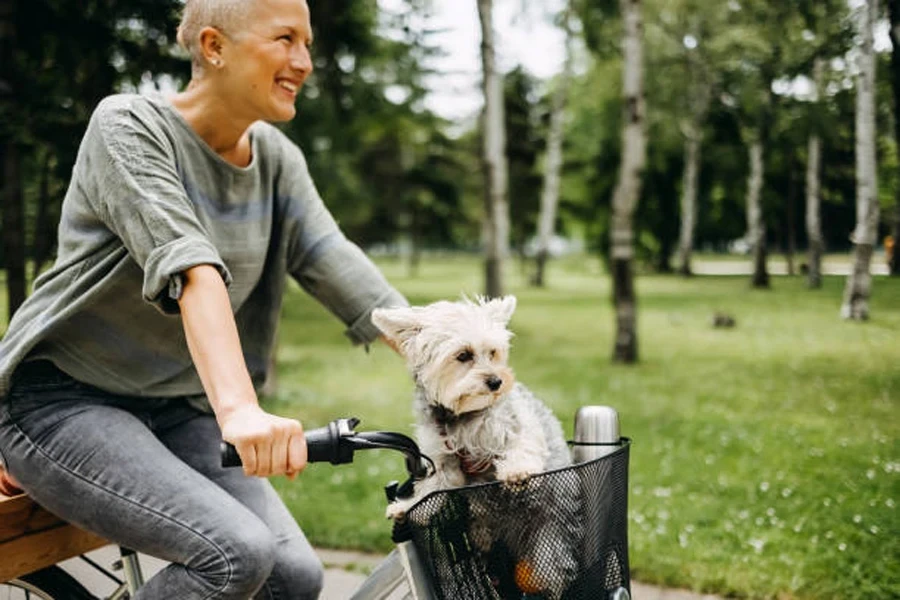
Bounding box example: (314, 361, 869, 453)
(2, 142, 26, 320)
(806, 58, 825, 289)
(842, 0, 880, 319)
(477, 0, 509, 299)
(677, 129, 701, 276)
(785, 165, 797, 276)
(746, 138, 769, 288)
(409, 207, 421, 279)
(533, 5, 573, 288)
(887, 0, 900, 276)
(610, 0, 646, 363)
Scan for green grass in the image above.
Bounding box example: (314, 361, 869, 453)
(3, 256, 897, 598)
(264, 256, 898, 600)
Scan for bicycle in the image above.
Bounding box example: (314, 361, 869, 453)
(1, 405, 631, 600)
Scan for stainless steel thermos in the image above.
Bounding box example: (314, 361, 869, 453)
(572, 405, 621, 462)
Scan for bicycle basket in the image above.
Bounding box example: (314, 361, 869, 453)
(404, 441, 630, 600)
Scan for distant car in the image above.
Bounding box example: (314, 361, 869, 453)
(727, 238, 751, 255)
(523, 235, 582, 258)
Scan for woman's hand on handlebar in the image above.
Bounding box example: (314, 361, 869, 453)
(219, 406, 307, 478)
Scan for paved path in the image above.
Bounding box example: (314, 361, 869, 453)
(692, 258, 889, 276)
(63, 545, 722, 599)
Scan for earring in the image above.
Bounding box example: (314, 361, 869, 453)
(211, 59, 222, 67)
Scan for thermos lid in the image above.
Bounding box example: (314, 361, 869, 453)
(574, 405, 620, 444)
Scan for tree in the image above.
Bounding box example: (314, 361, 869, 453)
(477, 0, 509, 298)
(805, 58, 825, 288)
(533, 3, 575, 287)
(658, 0, 722, 276)
(1, 0, 183, 322)
(841, 0, 880, 319)
(610, 0, 647, 363)
(887, 0, 900, 276)
(504, 67, 542, 259)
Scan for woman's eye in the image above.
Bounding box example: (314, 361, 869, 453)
(456, 350, 473, 363)
(278, 35, 293, 43)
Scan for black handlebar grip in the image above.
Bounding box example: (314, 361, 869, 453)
(221, 442, 242, 467)
(220, 424, 338, 468)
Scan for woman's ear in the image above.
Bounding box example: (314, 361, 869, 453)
(198, 26, 227, 68)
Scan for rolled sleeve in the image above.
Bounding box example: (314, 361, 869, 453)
(84, 96, 230, 314)
(344, 288, 410, 345)
(143, 236, 233, 314)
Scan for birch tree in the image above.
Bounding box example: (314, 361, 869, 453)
(478, 0, 509, 298)
(841, 0, 880, 319)
(805, 58, 825, 289)
(676, 61, 711, 276)
(533, 4, 575, 287)
(610, 0, 646, 363)
(744, 128, 769, 288)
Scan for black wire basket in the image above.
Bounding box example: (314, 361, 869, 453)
(404, 441, 631, 600)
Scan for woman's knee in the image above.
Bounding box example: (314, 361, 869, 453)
(257, 539, 324, 600)
(199, 520, 278, 598)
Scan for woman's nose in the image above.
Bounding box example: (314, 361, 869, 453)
(291, 45, 313, 76)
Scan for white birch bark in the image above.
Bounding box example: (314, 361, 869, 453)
(610, 0, 646, 363)
(477, 0, 509, 298)
(842, 0, 880, 319)
(745, 136, 769, 287)
(806, 58, 825, 289)
(676, 60, 711, 276)
(534, 6, 574, 287)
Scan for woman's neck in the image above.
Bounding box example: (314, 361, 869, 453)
(170, 80, 253, 167)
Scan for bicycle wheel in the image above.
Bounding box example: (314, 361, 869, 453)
(1, 566, 96, 600)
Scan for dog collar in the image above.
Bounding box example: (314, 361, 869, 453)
(429, 404, 489, 430)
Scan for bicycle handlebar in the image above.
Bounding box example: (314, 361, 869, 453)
(220, 417, 433, 482)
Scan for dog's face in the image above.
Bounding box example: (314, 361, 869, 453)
(372, 297, 517, 415)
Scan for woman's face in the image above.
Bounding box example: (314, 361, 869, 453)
(220, 0, 314, 123)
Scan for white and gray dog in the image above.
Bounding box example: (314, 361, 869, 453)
(372, 296, 580, 598)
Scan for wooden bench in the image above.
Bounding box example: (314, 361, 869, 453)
(0, 492, 108, 582)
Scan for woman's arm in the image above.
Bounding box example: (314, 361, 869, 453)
(178, 264, 306, 478)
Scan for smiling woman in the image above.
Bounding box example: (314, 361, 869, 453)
(0, 0, 407, 598)
(172, 0, 316, 162)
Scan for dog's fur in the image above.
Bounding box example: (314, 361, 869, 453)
(372, 296, 579, 598)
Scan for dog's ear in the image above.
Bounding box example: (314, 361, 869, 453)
(485, 295, 517, 326)
(371, 307, 422, 349)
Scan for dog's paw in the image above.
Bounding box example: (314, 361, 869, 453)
(496, 457, 543, 485)
(385, 498, 415, 521)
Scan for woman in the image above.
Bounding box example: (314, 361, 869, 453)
(0, 0, 406, 597)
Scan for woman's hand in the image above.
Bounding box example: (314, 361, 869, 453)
(220, 405, 307, 478)
(0, 467, 22, 496)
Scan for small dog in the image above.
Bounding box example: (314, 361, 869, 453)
(372, 296, 579, 598)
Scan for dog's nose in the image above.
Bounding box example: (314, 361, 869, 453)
(486, 376, 502, 391)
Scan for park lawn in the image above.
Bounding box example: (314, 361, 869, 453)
(263, 256, 898, 600)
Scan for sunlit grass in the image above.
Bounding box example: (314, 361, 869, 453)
(265, 256, 898, 600)
(2, 257, 896, 599)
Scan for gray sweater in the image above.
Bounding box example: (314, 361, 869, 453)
(0, 93, 406, 401)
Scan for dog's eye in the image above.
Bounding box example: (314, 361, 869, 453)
(489, 350, 497, 360)
(456, 350, 474, 363)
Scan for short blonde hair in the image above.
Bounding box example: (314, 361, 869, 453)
(177, 0, 256, 70)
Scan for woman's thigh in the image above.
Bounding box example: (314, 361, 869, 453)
(157, 411, 325, 599)
(0, 380, 273, 577)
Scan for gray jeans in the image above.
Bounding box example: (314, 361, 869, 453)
(0, 361, 324, 599)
